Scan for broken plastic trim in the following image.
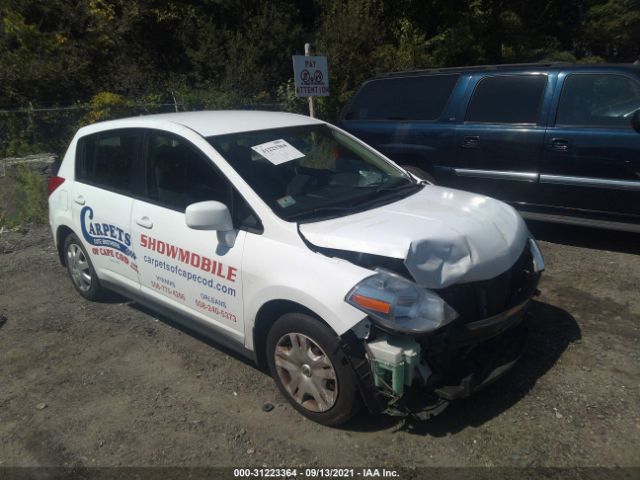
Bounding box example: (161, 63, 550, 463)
(341, 326, 445, 419)
(529, 237, 545, 273)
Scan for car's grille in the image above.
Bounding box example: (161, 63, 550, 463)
(436, 244, 537, 324)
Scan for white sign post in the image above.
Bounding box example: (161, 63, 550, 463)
(293, 44, 329, 118)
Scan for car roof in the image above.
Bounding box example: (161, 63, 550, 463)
(374, 62, 640, 79)
(78, 110, 325, 138)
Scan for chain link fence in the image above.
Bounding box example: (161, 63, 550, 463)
(0, 98, 287, 160)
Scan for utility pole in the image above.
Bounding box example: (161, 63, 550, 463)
(305, 43, 315, 118)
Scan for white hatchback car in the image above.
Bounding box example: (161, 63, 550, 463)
(48, 111, 544, 426)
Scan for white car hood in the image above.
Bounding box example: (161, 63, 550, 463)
(299, 186, 529, 289)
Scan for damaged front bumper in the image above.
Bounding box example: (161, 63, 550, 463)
(341, 241, 542, 420)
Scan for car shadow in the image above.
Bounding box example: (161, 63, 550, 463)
(125, 301, 259, 369)
(526, 220, 640, 255)
(92, 288, 131, 304)
(115, 295, 579, 435)
(346, 300, 580, 435)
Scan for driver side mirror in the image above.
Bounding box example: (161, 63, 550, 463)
(185, 201, 237, 247)
(632, 110, 640, 134)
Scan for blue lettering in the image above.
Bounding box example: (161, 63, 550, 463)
(79, 205, 136, 261)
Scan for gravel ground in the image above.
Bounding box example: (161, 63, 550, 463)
(0, 222, 638, 471)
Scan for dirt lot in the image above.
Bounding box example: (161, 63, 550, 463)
(0, 222, 639, 470)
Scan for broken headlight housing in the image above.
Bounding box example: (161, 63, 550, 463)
(345, 270, 458, 335)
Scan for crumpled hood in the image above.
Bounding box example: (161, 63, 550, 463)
(299, 186, 530, 289)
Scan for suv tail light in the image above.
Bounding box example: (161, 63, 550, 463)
(47, 176, 65, 196)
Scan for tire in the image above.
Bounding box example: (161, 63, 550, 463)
(402, 165, 436, 184)
(63, 233, 106, 301)
(266, 313, 361, 426)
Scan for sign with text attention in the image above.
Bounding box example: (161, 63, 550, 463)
(292, 55, 329, 97)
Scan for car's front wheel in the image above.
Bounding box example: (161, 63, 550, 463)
(266, 313, 361, 426)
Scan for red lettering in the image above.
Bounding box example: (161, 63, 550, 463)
(215, 261, 224, 278)
(227, 267, 237, 282)
(166, 244, 178, 259)
(138, 234, 237, 283)
(201, 257, 212, 273)
(179, 248, 190, 264)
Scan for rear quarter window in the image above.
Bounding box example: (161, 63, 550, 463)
(76, 129, 142, 193)
(344, 74, 459, 121)
(465, 74, 547, 124)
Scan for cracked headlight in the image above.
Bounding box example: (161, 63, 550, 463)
(345, 270, 458, 335)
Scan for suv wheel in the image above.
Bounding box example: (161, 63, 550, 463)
(266, 313, 361, 426)
(402, 165, 436, 184)
(64, 233, 105, 300)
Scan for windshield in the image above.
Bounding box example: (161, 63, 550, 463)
(207, 124, 422, 222)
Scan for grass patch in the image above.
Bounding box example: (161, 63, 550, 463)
(0, 165, 48, 228)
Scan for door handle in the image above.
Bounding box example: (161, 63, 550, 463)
(73, 195, 85, 205)
(462, 136, 480, 148)
(135, 216, 153, 229)
(550, 138, 570, 152)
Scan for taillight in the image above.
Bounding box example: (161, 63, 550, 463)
(47, 176, 65, 196)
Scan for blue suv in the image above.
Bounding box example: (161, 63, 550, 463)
(339, 63, 640, 233)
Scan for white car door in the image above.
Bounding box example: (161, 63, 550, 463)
(71, 128, 143, 291)
(130, 129, 248, 341)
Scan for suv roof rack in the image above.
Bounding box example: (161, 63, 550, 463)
(374, 62, 575, 78)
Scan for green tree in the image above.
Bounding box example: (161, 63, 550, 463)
(579, 0, 640, 61)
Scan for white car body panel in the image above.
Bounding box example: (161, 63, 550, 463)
(299, 186, 529, 289)
(241, 229, 370, 349)
(131, 200, 246, 340)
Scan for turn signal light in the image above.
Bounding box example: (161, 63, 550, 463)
(351, 294, 391, 314)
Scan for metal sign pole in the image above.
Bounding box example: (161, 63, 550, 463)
(304, 43, 315, 118)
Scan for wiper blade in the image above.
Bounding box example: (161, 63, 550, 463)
(284, 205, 354, 222)
(374, 180, 421, 194)
(350, 181, 422, 207)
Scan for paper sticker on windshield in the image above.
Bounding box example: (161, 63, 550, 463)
(251, 139, 305, 165)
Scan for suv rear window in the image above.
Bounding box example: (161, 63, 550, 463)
(344, 75, 459, 121)
(465, 75, 547, 124)
(76, 129, 141, 193)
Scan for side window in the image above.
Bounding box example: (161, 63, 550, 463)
(465, 75, 547, 124)
(344, 75, 459, 121)
(144, 131, 262, 232)
(556, 74, 640, 128)
(76, 129, 141, 193)
(145, 132, 230, 212)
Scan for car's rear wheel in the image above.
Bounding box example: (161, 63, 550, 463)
(402, 165, 436, 184)
(266, 313, 361, 426)
(64, 233, 105, 301)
